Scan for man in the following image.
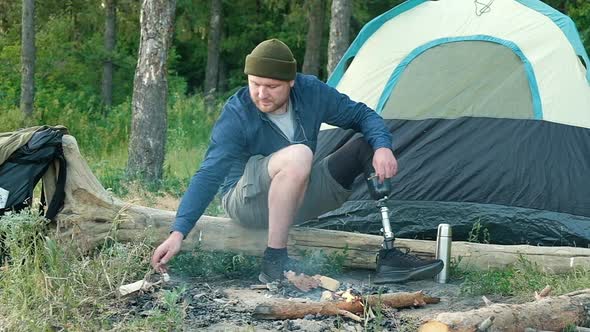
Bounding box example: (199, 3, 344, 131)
(151, 39, 443, 283)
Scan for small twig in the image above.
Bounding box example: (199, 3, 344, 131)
(337, 309, 363, 322)
(100, 258, 113, 291)
(482, 296, 493, 306)
(223, 299, 239, 307)
(534, 285, 552, 300)
(250, 284, 269, 290)
(42, 271, 51, 299)
(564, 289, 590, 297)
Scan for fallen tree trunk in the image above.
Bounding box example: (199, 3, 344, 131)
(419, 289, 590, 332)
(253, 291, 439, 320)
(44, 135, 590, 272)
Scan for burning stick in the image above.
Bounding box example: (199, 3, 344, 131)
(253, 291, 439, 320)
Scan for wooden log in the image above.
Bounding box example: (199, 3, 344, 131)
(253, 291, 439, 320)
(418, 289, 590, 332)
(46, 135, 590, 273)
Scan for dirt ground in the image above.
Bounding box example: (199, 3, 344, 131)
(113, 196, 504, 330)
(114, 269, 512, 331)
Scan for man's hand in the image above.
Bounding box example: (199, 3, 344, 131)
(151, 231, 184, 273)
(372, 147, 398, 182)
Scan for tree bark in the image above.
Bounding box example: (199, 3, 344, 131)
(102, 0, 117, 109)
(127, 0, 176, 182)
(218, 58, 228, 93)
(204, 0, 222, 113)
(302, 0, 325, 77)
(327, 0, 351, 77)
(419, 290, 590, 332)
(253, 291, 440, 320)
(20, 0, 35, 118)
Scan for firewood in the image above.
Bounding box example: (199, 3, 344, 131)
(337, 309, 362, 322)
(284, 271, 320, 292)
(318, 275, 340, 292)
(253, 291, 439, 320)
(418, 289, 590, 332)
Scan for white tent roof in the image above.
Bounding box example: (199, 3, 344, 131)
(327, 0, 590, 129)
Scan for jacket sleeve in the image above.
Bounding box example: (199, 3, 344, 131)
(171, 106, 245, 237)
(318, 79, 393, 151)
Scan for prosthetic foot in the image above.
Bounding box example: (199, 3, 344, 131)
(366, 173, 443, 283)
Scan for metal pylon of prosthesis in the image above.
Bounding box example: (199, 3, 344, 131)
(366, 173, 395, 249)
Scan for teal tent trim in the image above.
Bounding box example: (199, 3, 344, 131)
(375, 35, 543, 119)
(326, 0, 427, 87)
(515, 0, 590, 84)
(326, 0, 590, 87)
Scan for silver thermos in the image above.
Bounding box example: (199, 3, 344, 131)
(435, 224, 452, 283)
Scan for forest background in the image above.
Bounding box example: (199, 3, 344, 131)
(1, 0, 589, 204)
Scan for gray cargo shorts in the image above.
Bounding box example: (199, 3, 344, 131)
(222, 154, 352, 228)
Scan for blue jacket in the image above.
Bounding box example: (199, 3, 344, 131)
(172, 74, 393, 236)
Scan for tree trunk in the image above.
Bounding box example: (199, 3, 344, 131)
(218, 58, 228, 94)
(101, 0, 117, 109)
(127, 0, 176, 182)
(419, 290, 590, 332)
(45, 136, 590, 273)
(327, 0, 351, 77)
(302, 0, 325, 77)
(204, 0, 222, 113)
(20, 0, 35, 118)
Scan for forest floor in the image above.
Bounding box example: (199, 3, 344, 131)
(105, 193, 584, 331)
(111, 268, 519, 331)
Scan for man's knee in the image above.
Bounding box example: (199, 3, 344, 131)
(327, 137, 374, 189)
(268, 144, 313, 180)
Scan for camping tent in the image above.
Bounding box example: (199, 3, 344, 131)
(304, 0, 590, 246)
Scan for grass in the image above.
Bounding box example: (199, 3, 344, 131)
(0, 90, 217, 205)
(294, 247, 349, 277)
(0, 210, 154, 330)
(457, 255, 590, 298)
(454, 222, 590, 298)
(114, 286, 189, 331)
(169, 247, 260, 280)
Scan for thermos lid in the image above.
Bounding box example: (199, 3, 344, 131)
(437, 223, 452, 237)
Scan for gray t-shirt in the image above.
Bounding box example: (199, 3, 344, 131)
(267, 101, 296, 142)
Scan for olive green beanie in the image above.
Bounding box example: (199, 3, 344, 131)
(244, 39, 297, 81)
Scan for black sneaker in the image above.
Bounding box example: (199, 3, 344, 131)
(374, 247, 444, 284)
(258, 250, 289, 284)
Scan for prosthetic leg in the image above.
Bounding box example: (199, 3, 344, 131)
(366, 173, 395, 249)
(366, 173, 444, 283)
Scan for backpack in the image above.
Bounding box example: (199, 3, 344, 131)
(0, 127, 67, 220)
